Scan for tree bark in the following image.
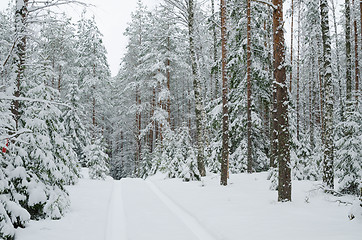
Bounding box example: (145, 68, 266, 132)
(211, 0, 219, 99)
(166, 36, 172, 127)
(220, 0, 229, 186)
(273, 0, 291, 202)
(188, 0, 206, 177)
(296, 4, 300, 140)
(290, 0, 294, 93)
(352, 0, 359, 106)
(331, 0, 344, 120)
(320, 0, 334, 189)
(12, 0, 29, 131)
(246, 0, 252, 173)
(345, 0, 352, 102)
(149, 86, 156, 153)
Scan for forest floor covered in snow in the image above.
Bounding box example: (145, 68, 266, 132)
(15, 169, 361, 240)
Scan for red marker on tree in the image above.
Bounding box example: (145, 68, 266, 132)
(2, 138, 9, 153)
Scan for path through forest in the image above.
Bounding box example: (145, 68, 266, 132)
(16, 171, 362, 240)
(106, 179, 217, 240)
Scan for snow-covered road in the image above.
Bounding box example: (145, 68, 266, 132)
(16, 171, 362, 240)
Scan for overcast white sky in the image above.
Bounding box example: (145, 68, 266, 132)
(0, 0, 160, 76)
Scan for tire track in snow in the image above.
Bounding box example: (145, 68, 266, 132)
(105, 180, 128, 240)
(146, 180, 218, 240)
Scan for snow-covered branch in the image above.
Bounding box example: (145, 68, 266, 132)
(0, 93, 71, 108)
(251, 0, 276, 10)
(0, 129, 33, 141)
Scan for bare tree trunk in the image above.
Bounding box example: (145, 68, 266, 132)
(52, 59, 55, 87)
(320, 0, 334, 189)
(331, 0, 344, 119)
(12, 0, 29, 131)
(149, 86, 156, 153)
(220, 0, 229, 186)
(309, 63, 315, 149)
(58, 65, 62, 93)
(345, 0, 352, 102)
(246, 0, 253, 173)
(353, 0, 359, 106)
(166, 36, 172, 127)
(360, 1, 362, 48)
(120, 131, 124, 176)
(296, 4, 300, 140)
(135, 85, 141, 177)
(211, 0, 219, 99)
(273, 0, 291, 202)
(188, 0, 206, 177)
(318, 51, 325, 144)
(290, 0, 294, 93)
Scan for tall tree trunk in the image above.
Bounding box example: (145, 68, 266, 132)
(149, 86, 156, 153)
(220, 0, 229, 186)
(309, 63, 315, 149)
(290, 0, 294, 93)
(318, 50, 325, 144)
(331, 0, 344, 120)
(246, 0, 252, 173)
(360, 1, 362, 48)
(188, 0, 206, 177)
(353, 0, 359, 106)
(135, 85, 141, 177)
(273, 0, 291, 202)
(120, 131, 124, 176)
(211, 0, 219, 99)
(58, 65, 62, 93)
(166, 36, 172, 127)
(296, 4, 300, 140)
(345, 0, 352, 102)
(12, 0, 29, 131)
(320, 0, 334, 189)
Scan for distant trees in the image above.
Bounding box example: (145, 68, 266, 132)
(111, 0, 361, 203)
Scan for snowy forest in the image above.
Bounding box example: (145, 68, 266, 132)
(0, 0, 361, 239)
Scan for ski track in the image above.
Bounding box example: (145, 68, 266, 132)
(120, 178, 205, 240)
(105, 180, 128, 240)
(145, 180, 218, 240)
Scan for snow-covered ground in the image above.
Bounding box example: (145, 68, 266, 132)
(16, 170, 361, 240)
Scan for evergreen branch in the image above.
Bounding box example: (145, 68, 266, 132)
(0, 129, 33, 142)
(0, 93, 71, 108)
(251, 0, 276, 10)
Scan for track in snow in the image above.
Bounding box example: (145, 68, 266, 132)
(106, 179, 217, 240)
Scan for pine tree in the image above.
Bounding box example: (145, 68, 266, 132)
(220, 0, 229, 186)
(273, 0, 291, 202)
(320, 0, 335, 190)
